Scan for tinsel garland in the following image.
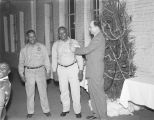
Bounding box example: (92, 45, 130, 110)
(100, 0, 136, 99)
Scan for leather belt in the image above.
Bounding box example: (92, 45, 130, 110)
(24, 65, 44, 69)
(58, 61, 77, 67)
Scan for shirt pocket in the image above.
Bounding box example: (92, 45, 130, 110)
(34, 47, 43, 59)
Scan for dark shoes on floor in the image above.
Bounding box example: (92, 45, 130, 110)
(60, 111, 82, 118)
(86, 115, 97, 119)
(27, 112, 51, 119)
(86, 115, 109, 120)
(75, 113, 82, 118)
(60, 111, 69, 117)
(26, 114, 33, 119)
(44, 112, 51, 117)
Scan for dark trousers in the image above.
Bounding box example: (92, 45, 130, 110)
(88, 76, 107, 119)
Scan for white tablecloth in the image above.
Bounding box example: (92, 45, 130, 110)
(120, 75, 154, 110)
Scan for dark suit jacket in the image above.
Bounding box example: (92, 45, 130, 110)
(75, 32, 105, 83)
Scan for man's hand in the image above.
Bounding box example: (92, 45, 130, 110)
(21, 76, 26, 82)
(46, 70, 51, 80)
(53, 72, 58, 81)
(69, 40, 80, 53)
(46, 73, 51, 80)
(78, 70, 83, 82)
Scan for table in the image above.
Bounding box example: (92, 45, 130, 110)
(120, 75, 154, 110)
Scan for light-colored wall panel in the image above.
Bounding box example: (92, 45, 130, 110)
(10, 14, 15, 53)
(3, 16, 9, 52)
(31, 0, 36, 31)
(44, 3, 51, 55)
(75, 0, 84, 46)
(84, 0, 91, 47)
(19, 11, 25, 49)
(59, 0, 66, 26)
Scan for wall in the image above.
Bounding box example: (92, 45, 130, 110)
(76, 0, 93, 47)
(75, 0, 84, 46)
(52, 0, 59, 41)
(36, 0, 46, 44)
(126, 0, 154, 76)
(36, 0, 54, 60)
(0, 0, 32, 68)
(0, 2, 3, 61)
(0, 0, 55, 68)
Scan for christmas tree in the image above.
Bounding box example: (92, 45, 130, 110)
(100, 0, 136, 100)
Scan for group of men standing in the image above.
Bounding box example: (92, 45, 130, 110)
(18, 19, 108, 120)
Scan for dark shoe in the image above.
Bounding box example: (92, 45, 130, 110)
(60, 111, 69, 117)
(76, 113, 82, 118)
(86, 115, 97, 119)
(26, 114, 33, 118)
(44, 112, 51, 117)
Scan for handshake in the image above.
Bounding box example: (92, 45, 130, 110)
(53, 70, 83, 82)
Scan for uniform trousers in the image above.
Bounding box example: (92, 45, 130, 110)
(57, 63, 81, 114)
(25, 67, 50, 114)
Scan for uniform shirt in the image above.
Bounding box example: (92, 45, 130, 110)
(18, 42, 51, 78)
(52, 38, 83, 72)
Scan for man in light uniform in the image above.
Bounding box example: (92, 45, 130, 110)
(18, 30, 51, 118)
(52, 26, 83, 118)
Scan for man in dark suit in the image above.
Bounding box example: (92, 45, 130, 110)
(75, 20, 108, 120)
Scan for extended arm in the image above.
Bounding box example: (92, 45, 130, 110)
(75, 38, 100, 55)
